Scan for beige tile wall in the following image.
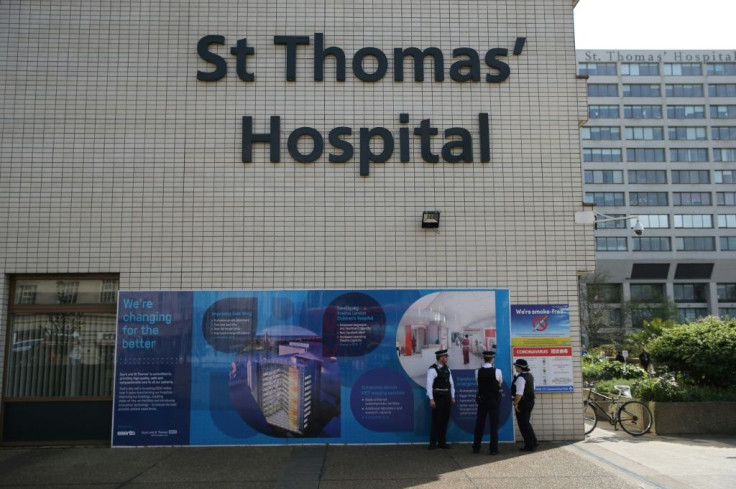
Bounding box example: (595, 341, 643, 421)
(0, 0, 594, 440)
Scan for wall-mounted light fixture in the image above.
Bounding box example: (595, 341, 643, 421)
(421, 211, 441, 228)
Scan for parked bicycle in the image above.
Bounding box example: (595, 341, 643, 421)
(584, 383, 652, 436)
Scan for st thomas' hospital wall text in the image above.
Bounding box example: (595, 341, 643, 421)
(196, 33, 528, 176)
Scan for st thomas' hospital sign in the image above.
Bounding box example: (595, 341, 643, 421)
(196, 33, 527, 176)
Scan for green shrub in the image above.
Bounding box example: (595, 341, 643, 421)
(633, 375, 736, 402)
(648, 316, 736, 388)
(633, 376, 687, 402)
(582, 358, 647, 381)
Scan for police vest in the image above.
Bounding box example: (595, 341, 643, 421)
(477, 367, 501, 404)
(430, 364, 451, 393)
(511, 372, 535, 401)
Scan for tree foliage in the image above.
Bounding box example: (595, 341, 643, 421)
(647, 316, 736, 388)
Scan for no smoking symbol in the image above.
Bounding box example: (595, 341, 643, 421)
(532, 315, 548, 332)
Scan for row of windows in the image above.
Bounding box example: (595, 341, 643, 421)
(588, 83, 736, 98)
(594, 214, 736, 230)
(583, 148, 736, 162)
(593, 283, 736, 302)
(595, 236, 736, 251)
(582, 126, 736, 140)
(589, 104, 736, 119)
(585, 169, 736, 185)
(579, 62, 736, 77)
(584, 191, 736, 206)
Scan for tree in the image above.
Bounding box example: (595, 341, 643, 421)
(578, 272, 625, 347)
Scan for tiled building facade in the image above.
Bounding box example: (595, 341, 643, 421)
(0, 1, 591, 443)
(578, 50, 736, 328)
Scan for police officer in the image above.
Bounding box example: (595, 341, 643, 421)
(472, 350, 503, 455)
(512, 358, 538, 452)
(426, 349, 455, 449)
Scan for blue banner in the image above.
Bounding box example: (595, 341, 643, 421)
(112, 289, 513, 446)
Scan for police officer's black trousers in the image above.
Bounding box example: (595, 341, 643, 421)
(473, 401, 500, 452)
(430, 394, 451, 447)
(515, 399, 537, 449)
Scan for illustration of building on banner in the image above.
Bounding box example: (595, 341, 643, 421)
(246, 349, 322, 434)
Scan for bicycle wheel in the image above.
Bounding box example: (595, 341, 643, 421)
(584, 401, 597, 435)
(617, 401, 652, 436)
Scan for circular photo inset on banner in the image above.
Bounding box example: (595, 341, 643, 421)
(322, 292, 386, 357)
(202, 297, 258, 353)
(396, 291, 497, 388)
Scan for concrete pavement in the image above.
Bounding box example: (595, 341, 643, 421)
(1, 430, 734, 489)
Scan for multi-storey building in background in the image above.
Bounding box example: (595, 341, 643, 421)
(577, 50, 736, 329)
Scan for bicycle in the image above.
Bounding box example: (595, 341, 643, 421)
(583, 383, 652, 436)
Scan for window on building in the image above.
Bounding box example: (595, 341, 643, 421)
(628, 170, 666, 184)
(720, 308, 736, 319)
(595, 237, 628, 251)
(632, 237, 671, 251)
(665, 84, 704, 97)
(588, 83, 619, 97)
(664, 63, 702, 76)
(715, 170, 736, 184)
(630, 283, 665, 301)
(712, 127, 736, 140)
(626, 127, 664, 140)
(674, 283, 708, 302)
(588, 105, 620, 119)
(666, 105, 705, 119)
(709, 84, 736, 97)
(583, 148, 622, 162)
(707, 62, 736, 76)
(587, 283, 623, 303)
(670, 148, 709, 162)
(674, 214, 713, 228)
(5, 275, 119, 398)
(624, 105, 662, 119)
(621, 62, 660, 76)
(595, 214, 627, 229)
(673, 192, 712, 206)
(585, 170, 624, 184)
(720, 236, 736, 250)
(668, 126, 707, 140)
(714, 149, 736, 162)
(623, 84, 661, 97)
(585, 192, 625, 206)
(630, 192, 668, 206)
(710, 105, 736, 119)
(638, 215, 670, 228)
(717, 283, 736, 302)
(676, 236, 716, 251)
(717, 192, 736, 206)
(626, 148, 665, 162)
(678, 308, 709, 323)
(579, 62, 617, 76)
(718, 215, 736, 228)
(582, 126, 621, 140)
(671, 170, 709, 184)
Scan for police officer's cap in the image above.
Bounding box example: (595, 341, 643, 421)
(435, 349, 448, 358)
(513, 358, 530, 370)
(482, 350, 496, 358)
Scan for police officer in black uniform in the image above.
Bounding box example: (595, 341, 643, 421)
(426, 349, 455, 449)
(472, 350, 504, 454)
(512, 358, 538, 452)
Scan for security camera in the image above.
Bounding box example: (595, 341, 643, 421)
(633, 220, 644, 236)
